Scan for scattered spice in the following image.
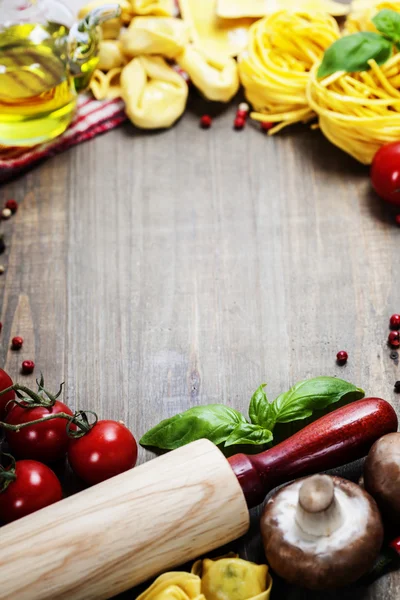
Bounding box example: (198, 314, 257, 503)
(234, 117, 246, 130)
(0, 235, 5, 255)
(390, 314, 400, 330)
(390, 350, 399, 362)
(238, 102, 250, 113)
(261, 121, 274, 132)
(388, 331, 400, 349)
(236, 109, 248, 120)
(11, 336, 23, 350)
(200, 115, 212, 129)
(1, 208, 12, 220)
(0, 323, 2, 333)
(21, 360, 35, 375)
(394, 381, 400, 393)
(336, 350, 348, 365)
(5, 200, 18, 214)
(0, 266, 4, 275)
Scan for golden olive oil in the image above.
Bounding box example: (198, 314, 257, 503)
(0, 23, 77, 146)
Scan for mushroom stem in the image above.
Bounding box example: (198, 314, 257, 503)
(295, 475, 344, 537)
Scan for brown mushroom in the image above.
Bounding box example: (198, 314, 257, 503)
(260, 474, 383, 590)
(364, 432, 400, 525)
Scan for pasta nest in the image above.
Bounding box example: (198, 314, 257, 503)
(307, 54, 400, 164)
(238, 11, 340, 133)
(345, 1, 400, 34)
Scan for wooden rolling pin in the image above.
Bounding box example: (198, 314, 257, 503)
(0, 397, 396, 600)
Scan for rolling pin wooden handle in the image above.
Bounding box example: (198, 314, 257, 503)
(229, 398, 398, 508)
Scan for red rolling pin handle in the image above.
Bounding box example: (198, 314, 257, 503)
(229, 398, 398, 508)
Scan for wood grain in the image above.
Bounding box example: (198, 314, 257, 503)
(0, 1, 399, 598)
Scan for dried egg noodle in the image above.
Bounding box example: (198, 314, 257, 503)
(307, 56, 400, 164)
(345, 0, 400, 32)
(239, 12, 340, 132)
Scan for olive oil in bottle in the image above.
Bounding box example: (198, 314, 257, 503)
(0, 22, 77, 146)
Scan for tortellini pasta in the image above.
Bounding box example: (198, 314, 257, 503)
(98, 41, 126, 71)
(121, 56, 188, 128)
(121, 17, 189, 59)
(78, 0, 133, 38)
(193, 556, 271, 600)
(136, 555, 272, 600)
(136, 572, 205, 600)
(130, 0, 176, 17)
(90, 68, 123, 100)
(177, 45, 239, 103)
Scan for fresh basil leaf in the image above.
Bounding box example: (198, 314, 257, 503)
(248, 383, 272, 427)
(318, 32, 392, 78)
(140, 404, 247, 450)
(268, 377, 365, 426)
(373, 9, 400, 45)
(224, 423, 273, 447)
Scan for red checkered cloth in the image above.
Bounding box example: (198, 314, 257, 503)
(0, 95, 127, 183)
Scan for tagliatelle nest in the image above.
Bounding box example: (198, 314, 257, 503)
(238, 11, 340, 133)
(307, 54, 400, 164)
(345, 0, 400, 33)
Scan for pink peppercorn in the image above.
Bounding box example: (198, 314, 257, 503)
(21, 360, 35, 375)
(11, 336, 23, 350)
(234, 117, 245, 130)
(5, 200, 18, 214)
(261, 121, 273, 132)
(200, 115, 212, 129)
(390, 314, 400, 330)
(389, 331, 400, 348)
(336, 351, 348, 365)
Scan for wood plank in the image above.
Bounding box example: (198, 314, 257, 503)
(0, 1, 399, 598)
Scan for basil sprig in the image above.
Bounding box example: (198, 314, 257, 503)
(318, 9, 400, 78)
(140, 377, 364, 451)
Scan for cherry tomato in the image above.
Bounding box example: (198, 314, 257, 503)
(68, 420, 138, 485)
(0, 368, 15, 419)
(0, 460, 62, 523)
(371, 142, 400, 206)
(6, 400, 73, 463)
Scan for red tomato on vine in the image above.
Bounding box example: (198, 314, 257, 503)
(0, 458, 62, 524)
(0, 368, 15, 419)
(6, 400, 74, 463)
(68, 420, 138, 485)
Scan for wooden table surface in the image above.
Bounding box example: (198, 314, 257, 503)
(1, 1, 400, 599)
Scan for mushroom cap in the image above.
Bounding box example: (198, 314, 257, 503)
(364, 432, 400, 525)
(261, 476, 383, 590)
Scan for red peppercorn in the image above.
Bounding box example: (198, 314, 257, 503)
(234, 117, 245, 130)
(5, 199, 18, 214)
(396, 214, 400, 227)
(261, 121, 273, 132)
(389, 331, 400, 348)
(0, 323, 2, 333)
(336, 350, 348, 365)
(11, 336, 23, 350)
(236, 110, 248, 120)
(200, 115, 212, 129)
(390, 314, 400, 330)
(21, 360, 35, 375)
